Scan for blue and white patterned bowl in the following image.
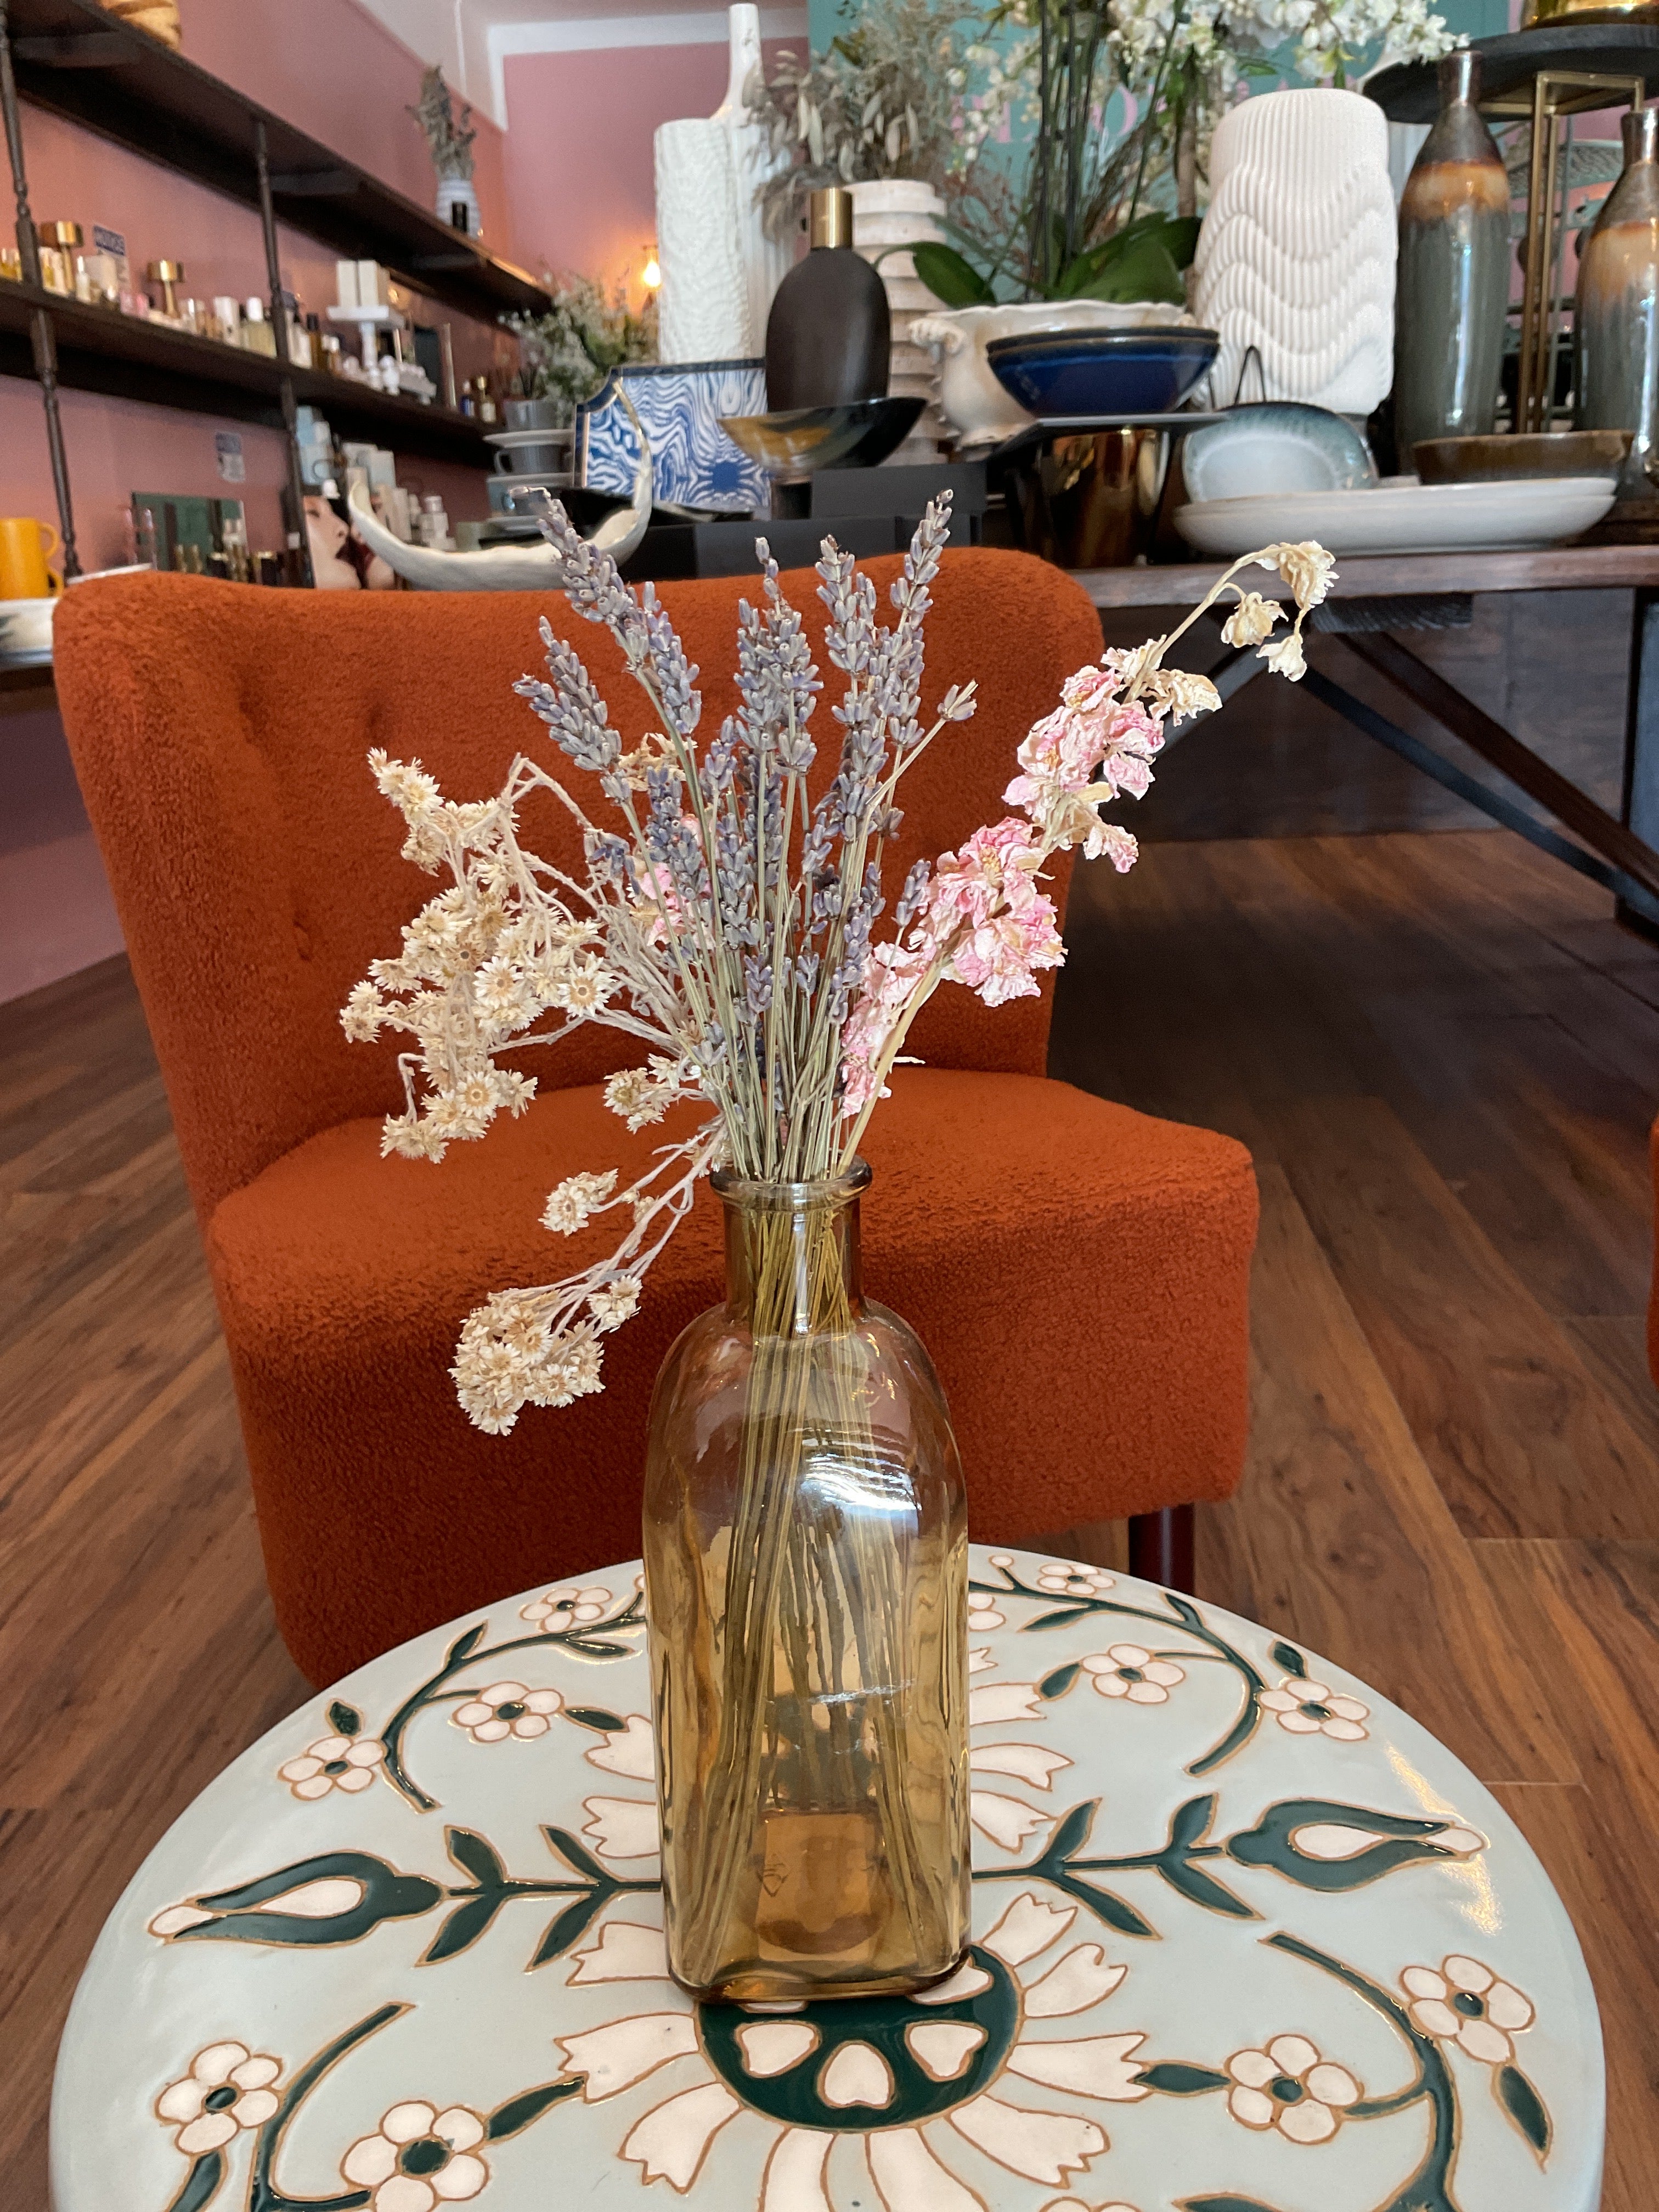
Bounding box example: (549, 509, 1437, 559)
(576, 360, 769, 516)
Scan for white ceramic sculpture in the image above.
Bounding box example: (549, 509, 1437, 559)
(713, 3, 793, 353)
(1194, 87, 1397, 416)
(851, 179, 951, 459)
(654, 118, 753, 364)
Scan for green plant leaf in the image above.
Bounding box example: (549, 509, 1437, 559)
(1075, 235, 1184, 305)
(328, 1700, 362, 1736)
(1269, 1640, 1304, 1678)
(913, 239, 995, 307)
(164, 2151, 226, 2212)
(445, 1827, 506, 1887)
(530, 1888, 611, 1967)
(565, 1706, 626, 1734)
(1496, 2063, 1552, 2157)
(444, 1623, 487, 1668)
(420, 1892, 504, 1963)
(1039, 1662, 1081, 1700)
(1169, 1793, 1217, 1849)
(487, 2078, 584, 2139)
(1138, 2061, 1231, 2095)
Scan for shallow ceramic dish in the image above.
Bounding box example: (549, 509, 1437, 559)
(719, 397, 923, 475)
(986, 328, 1219, 419)
(1175, 475, 1616, 557)
(0, 595, 55, 661)
(1180, 402, 1376, 502)
(1412, 429, 1632, 484)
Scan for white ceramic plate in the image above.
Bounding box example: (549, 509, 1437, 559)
(1180, 402, 1376, 501)
(1174, 476, 1616, 557)
(486, 426, 575, 450)
(0, 595, 55, 659)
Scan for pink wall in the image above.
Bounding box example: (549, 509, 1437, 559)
(502, 39, 800, 292)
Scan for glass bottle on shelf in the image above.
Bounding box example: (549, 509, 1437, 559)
(1575, 104, 1659, 511)
(1393, 46, 1510, 460)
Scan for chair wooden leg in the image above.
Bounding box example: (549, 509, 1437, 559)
(1127, 1504, 1195, 1592)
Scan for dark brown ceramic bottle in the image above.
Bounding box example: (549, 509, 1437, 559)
(764, 187, 890, 410)
(1575, 105, 1659, 508)
(1393, 46, 1510, 460)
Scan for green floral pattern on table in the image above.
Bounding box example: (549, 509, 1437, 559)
(54, 1548, 1601, 2212)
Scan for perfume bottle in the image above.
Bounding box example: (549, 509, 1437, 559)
(764, 188, 889, 410)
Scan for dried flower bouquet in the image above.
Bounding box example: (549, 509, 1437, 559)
(344, 497, 1333, 1435)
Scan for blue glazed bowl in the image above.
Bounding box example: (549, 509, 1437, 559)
(985, 327, 1220, 417)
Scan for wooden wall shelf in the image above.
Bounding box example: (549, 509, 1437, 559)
(0, 278, 498, 465)
(5, 0, 552, 323)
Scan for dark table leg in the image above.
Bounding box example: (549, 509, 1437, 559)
(1128, 1505, 1195, 1594)
(1621, 587, 1659, 945)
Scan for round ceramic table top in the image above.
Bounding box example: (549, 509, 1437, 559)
(53, 1545, 1603, 2212)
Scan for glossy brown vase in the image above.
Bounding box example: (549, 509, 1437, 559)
(764, 187, 891, 410)
(1393, 47, 1510, 460)
(1575, 105, 1659, 509)
(642, 1164, 970, 2004)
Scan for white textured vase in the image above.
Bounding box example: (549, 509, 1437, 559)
(1194, 88, 1397, 415)
(435, 174, 481, 241)
(654, 117, 754, 364)
(850, 180, 951, 459)
(713, 4, 793, 358)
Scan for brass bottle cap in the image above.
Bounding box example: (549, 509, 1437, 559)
(37, 221, 83, 247)
(809, 188, 854, 250)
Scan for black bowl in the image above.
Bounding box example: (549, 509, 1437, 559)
(719, 398, 924, 474)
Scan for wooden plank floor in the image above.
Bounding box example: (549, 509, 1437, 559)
(3, 828, 1657, 2207)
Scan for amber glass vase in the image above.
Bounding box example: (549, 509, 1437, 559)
(642, 1161, 970, 2003)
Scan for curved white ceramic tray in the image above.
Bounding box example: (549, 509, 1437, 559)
(1175, 476, 1616, 557)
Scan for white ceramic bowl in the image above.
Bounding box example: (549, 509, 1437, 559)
(0, 595, 55, 659)
(1173, 475, 1617, 557)
(911, 299, 1197, 450)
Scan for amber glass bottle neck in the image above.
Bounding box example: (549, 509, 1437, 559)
(715, 1166, 867, 1333)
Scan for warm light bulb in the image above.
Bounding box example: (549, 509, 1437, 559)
(641, 253, 662, 292)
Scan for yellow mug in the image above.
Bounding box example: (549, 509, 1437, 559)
(0, 515, 63, 598)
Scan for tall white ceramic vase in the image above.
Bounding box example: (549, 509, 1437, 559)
(850, 179, 951, 460)
(654, 117, 754, 364)
(713, 3, 793, 355)
(1194, 87, 1397, 415)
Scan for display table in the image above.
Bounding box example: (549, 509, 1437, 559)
(52, 1545, 1603, 2212)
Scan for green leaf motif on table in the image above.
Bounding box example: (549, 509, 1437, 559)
(531, 1889, 612, 1967)
(1156, 1855, 1258, 1920)
(162, 2150, 225, 2212)
(1138, 2062, 1232, 2096)
(1038, 1662, 1080, 1700)
(421, 1892, 506, 1965)
(487, 2078, 585, 2140)
(1269, 1640, 1304, 1678)
(1169, 1794, 1217, 1850)
(444, 1622, 488, 1668)
(1044, 1799, 1099, 1863)
(1024, 1605, 1095, 1632)
(1052, 1870, 1156, 1938)
(565, 1706, 626, 1733)
(328, 1699, 362, 1737)
(541, 1824, 609, 1882)
(445, 1827, 506, 1887)
(1227, 1799, 1479, 1891)
(166, 1851, 443, 1948)
(1496, 2063, 1553, 2158)
(563, 1637, 633, 1658)
(1183, 2197, 1290, 2212)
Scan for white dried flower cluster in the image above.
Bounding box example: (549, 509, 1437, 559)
(348, 499, 1331, 1434)
(1108, 0, 1449, 97)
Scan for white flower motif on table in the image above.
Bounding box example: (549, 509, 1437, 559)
(1041, 2200, 1142, 2212)
(521, 1586, 612, 1632)
(969, 1738, 1074, 1852)
(552, 1889, 1146, 2209)
(968, 1595, 1006, 1632)
(1259, 1675, 1370, 1742)
(1081, 1646, 1186, 1706)
(582, 1795, 662, 1861)
(584, 1713, 657, 1780)
(1403, 1956, 1536, 2065)
(452, 1683, 563, 1742)
(1226, 2034, 1362, 2144)
(155, 2042, 282, 2155)
(1035, 1563, 1115, 1599)
(276, 1734, 386, 1800)
(968, 1646, 997, 1675)
(341, 2101, 489, 2210)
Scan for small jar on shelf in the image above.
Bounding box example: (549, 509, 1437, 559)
(37, 222, 83, 297)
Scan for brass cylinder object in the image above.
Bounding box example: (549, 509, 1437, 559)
(37, 222, 83, 248)
(808, 187, 854, 251)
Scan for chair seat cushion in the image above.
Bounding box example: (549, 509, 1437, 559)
(209, 1068, 1257, 1680)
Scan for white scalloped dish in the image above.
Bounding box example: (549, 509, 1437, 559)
(1174, 475, 1617, 558)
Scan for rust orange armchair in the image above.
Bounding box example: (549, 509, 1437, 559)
(54, 553, 1257, 1684)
